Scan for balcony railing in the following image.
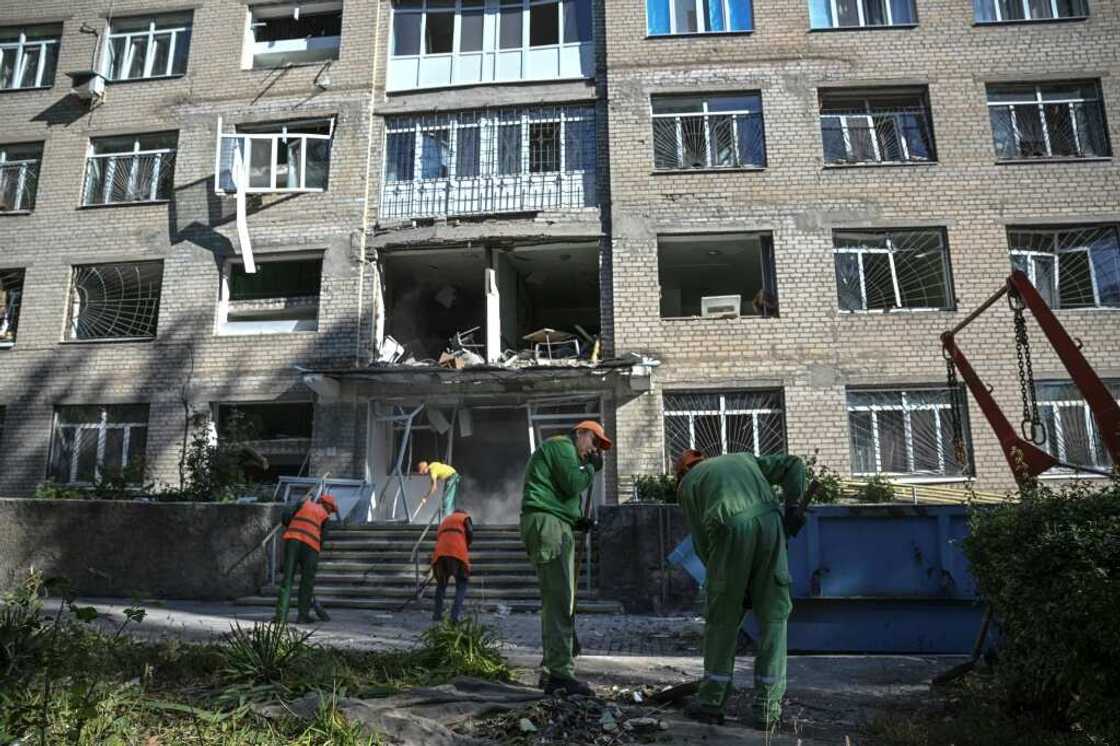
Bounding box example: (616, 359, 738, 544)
(0, 161, 39, 212)
(989, 100, 1111, 160)
(82, 151, 176, 206)
(821, 107, 935, 165)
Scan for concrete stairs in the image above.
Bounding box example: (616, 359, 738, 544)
(236, 523, 623, 614)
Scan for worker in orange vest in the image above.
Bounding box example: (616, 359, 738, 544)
(275, 493, 338, 624)
(431, 508, 474, 624)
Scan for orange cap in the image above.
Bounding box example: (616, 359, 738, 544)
(675, 449, 706, 480)
(319, 494, 339, 514)
(573, 420, 612, 450)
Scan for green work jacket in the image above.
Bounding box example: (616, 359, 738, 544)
(521, 435, 594, 526)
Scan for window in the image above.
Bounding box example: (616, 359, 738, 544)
(388, 0, 592, 91)
(49, 405, 150, 485)
(217, 402, 314, 480)
(1036, 381, 1119, 473)
(820, 87, 936, 165)
(663, 390, 785, 470)
(974, 0, 1088, 22)
(248, 2, 342, 68)
(1009, 224, 1120, 309)
(66, 262, 163, 341)
(218, 119, 333, 193)
(652, 93, 766, 170)
(834, 229, 954, 312)
(83, 132, 177, 206)
(104, 13, 192, 81)
(808, 0, 915, 28)
(987, 81, 1110, 161)
(381, 106, 597, 220)
(647, 0, 753, 34)
(658, 233, 778, 318)
(847, 388, 971, 478)
(0, 269, 24, 347)
(0, 142, 42, 213)
(219, 255, 322, 335)
(0, 24, 61, 90)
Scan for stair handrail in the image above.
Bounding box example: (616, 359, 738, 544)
(409, 506, 441, 594)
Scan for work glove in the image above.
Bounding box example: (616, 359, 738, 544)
(573, 517, 594, 532)
(587, 451, 604, 472)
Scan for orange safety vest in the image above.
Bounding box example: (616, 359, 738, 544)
(432, 512, 471, 571)
(282, 500, 331, 553)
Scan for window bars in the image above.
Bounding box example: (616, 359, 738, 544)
(652, 93, 766, 170)
(663, 390, 786, 470)
(0, 143, 41, 213)
(381, 105, 597, 220)
(49, 405, 149, 485)
(0, 25, 60, 90)
(217, 120, 333, 193)
(820, 89, 936, 165)
(987, 82, 1111, 161)
(83, 134, 177, 206)
(0, 269, 24, 346)
(66, 262, 164, 341)
(834, 229, 954, 312)
(847, 388, 971, 478)
(1009, 224, 1120, 309)
(1036, 381, 1120, 473)
(974, 0, 1088, 22)
(105, 14, 192, 81)
(646, 0, 753, 34)
(808, 0, 916, 28)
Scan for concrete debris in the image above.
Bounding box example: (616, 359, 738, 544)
(463, 693, 669, 745)
(519, 718, 538, 733)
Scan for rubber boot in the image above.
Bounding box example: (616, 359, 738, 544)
(274, 585, 291, 624)
(312, 598, 330, 622)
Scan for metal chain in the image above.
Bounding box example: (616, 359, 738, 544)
(944, 355, 968, 466)
(1011, 297, 1045, 445)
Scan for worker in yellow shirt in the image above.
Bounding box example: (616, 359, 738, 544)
(418, 460, 460, 517)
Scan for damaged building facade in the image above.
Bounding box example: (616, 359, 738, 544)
(2, 0, 1118, 508)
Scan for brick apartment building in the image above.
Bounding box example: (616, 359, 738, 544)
(1, 0, 1117, 513)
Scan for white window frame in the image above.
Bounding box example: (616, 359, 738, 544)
(662, 391, 785, 461)
(821, 93, 933, 164)
(1009, 225, 1119, 309)
(0, 28, 59, 90)
(84, 135, 176, 206)
(216, 253, 323, 336)
(976, 0, 1087, 22)
(659, 0, 751, 34)
(51, 406, 149, 485)
(847, 389, 964, 479)
(1037, 383, 1119, 476)
(0, 145, 41, 213)
(244, 1, 343, 70)
(0, 269, 23, 348)
(103, 16, 191, 81)
(814, 0, 914, 28)
(987, 83, 1106, 160)
(834, 230, 952, 313)
(216, 119, 334, 194)
(650, 94, 766, 170)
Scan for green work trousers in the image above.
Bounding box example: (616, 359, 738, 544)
(698, 509, 792, 723)
(442, 474, 462, 517)
(275, 538, 320, 623)
(520, 511, 576, 680)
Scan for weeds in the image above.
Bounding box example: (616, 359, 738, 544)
(416, 618, 510, 680)
(224, 621, 315, 684)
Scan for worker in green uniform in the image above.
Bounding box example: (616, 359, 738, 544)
(674, 448, 806, 730)
(520, 420, 610, 696)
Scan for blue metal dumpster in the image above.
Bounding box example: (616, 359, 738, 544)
(668, 504, 985, 653)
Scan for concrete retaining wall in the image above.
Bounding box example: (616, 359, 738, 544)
(597, 503, 699, 614)
(0, 499, 285, 600)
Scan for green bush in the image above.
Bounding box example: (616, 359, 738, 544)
(858, 474, 897, 503)
(223, 621, 315, 686)
(805, 450, 844, 504)
(633, 474, 678, 503)
(415, 619, 509, 681)
(963, 480, 1120, 742)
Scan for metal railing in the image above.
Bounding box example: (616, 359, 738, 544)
(652, 111, 766, 170)
(989, 100, 1110, 160)
(82, 151, 176, 206)
(0, 161, 39, 212)
(821, 107, 935, 164)
(409, 506, 443, 599)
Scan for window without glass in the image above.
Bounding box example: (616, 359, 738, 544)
(0, 142, 42, 213)
(834, 229, 954, 312)
(1009, 224, 1120, 309)
(216, 401, 314, 480)
(0, 269, 25, 347)
(808, 0, 915, 28)
(66, 262, 163, 341)
(658, 233, 779, 319)
(820, 87, 936, 165)
(104, 13, 192, 81)
(219, 256, 323, 335)
(249, 2, 342, 68)
(0, 24, 61, 90)
(652, 93, 766, 170)
(49, 405, 149, 485)
(218, 119, 333, 193)
(987, 81, 1110, 161)
(647, 0, 753, 34)
(83, 132, 177, 206)
(663, 389, 785, 470)
(847, 388, 971, 477)
(974, 0, 1088, 22)
(1036, 381, 1119, 473)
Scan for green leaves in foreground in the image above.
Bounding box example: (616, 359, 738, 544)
(416, 618, 510, 680)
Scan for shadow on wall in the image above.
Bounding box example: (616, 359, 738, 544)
(32, 93, 90, 128)
(167, 174, 302, 257)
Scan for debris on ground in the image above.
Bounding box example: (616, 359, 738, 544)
(462, 693, 671, 745)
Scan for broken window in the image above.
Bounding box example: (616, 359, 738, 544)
(808, 0, 915, 28)
(847, 388, 971, 478)
(219, 255, 322, 335)
(66, 262, 163, 341)
(646, 0, 753, 34)
(834, 228, 954, 312)
(0, 269, 24, 347)
(0, 142, 41, 213)
(652, 93, 766, 170)
(83, 132, 177, 206)
(249, 2, 342, 68)
(217, 402, 314, 481)
(49, 404, 149, 485)
(1009, 224, 1120, 309)
(104, 13, 192, 81)
(218, 119, 333, 193)
(974, 0, 1087, 22)
(658, 233, 778, 319)
(820, 87, 936, 165)
(987, 81, 1110, 161)
(1036, 381, 1119, 473)
(663, 390, 785, 471)
(0, 24, 61, 90)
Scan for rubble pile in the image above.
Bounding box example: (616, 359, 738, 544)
(462, 694, 671, 745)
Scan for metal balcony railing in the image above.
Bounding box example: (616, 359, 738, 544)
(0, 161, 39, 212)
(82, 151, 176, 206)
(821, 106, 935, 165)
(989, 100, 1111, 160)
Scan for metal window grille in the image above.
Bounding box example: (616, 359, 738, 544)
(663, 390, 786, 470)
(834, 229, 953, 312)
(105, 15, 192, 81)
(0, 148, 40, 212)
(987, 82, 1111, 160)
(49, 405, 149, 485)
(652, 94, 766, 170)
(0, 269, 24, 346)
(1036, 381, 1120, 472)
(217, 121, 333, 193)
(1009, 224, 1120, 309)
(820, 90, 935, 164)
(83, 136, 177, 206)
(0, 27, 60, 90)
(974, 0, 1087, 22)
(847, 388, 970, 478)
(66, 262, 164, 341)
(380, 105, 597, 220)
